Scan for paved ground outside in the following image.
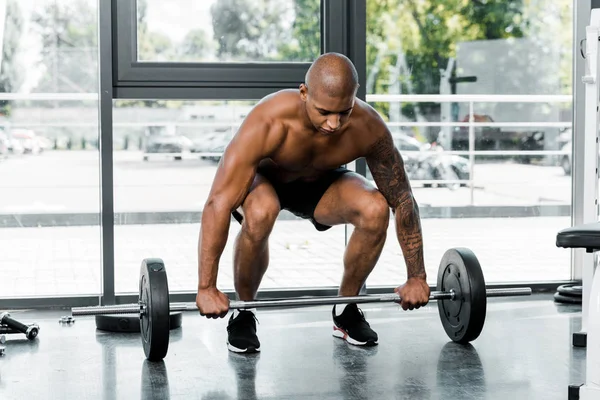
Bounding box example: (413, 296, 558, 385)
(0, 151, 572, 214)
(0, 216, 572, 298)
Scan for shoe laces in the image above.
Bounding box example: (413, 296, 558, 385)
(342, 304, 370, 326)
(229, 310, 259, 330)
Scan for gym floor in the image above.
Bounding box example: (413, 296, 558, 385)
(0, 293, 585, 400)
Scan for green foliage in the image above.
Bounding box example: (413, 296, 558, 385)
(366, 0, 532, 120)
(0, 0, 25, 116)
(31, 0, 97, 93)
(210, 0, 309, 61)
(277, 0, 320, 62)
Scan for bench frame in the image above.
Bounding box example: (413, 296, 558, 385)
(563, 8, 600, 400)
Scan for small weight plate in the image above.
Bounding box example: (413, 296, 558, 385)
(437, 248, 487, 344)
(557, 284, 582, 297)
(140, 258, 171, 361)
(95, 312, 182, 333)
(553, 292, 582, 304)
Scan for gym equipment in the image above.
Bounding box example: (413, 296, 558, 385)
(0, 313, 39, 341)
(557, 284, 583, 297)
(553, 293, 582, 305)
(570, 0, 600, 358)
(554, 284, 583, 305)
(71, 248, 532, 361)
(437, 248, 486, 343)
(0, 346, 4, 356)
(557, 13, 600, 395)
(94, 312, 182, 333)
(557, 221, 600, 400)
(59, 316, 75, 324)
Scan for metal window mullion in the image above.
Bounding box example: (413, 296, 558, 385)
(113, 0, 310, 88)
(99, 0, 115, 305)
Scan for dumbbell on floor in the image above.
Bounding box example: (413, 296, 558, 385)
(72, 247, 532, 361)
(0, 313, 40, 340)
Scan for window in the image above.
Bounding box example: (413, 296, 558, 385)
(113, 0, 321, 90)
(365, 0, 573, 285)
(1, 0, 101, 298)
(137, 0, 321, 63)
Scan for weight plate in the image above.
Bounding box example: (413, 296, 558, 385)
(553, 292, 582, 304)
(95, 312, 183, 333)
(140, 258, 171, 361)
(557, 284, 582, 297)
(437, 248, 487, 344)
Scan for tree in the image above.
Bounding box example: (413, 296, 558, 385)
(178, 29, 214, 61)
(366, 0, 529, 128)
(210, 0, 297, 61)
(31, 0, 98, 93)
(0, 0, 25, 116)
(277, 0, 320, 62)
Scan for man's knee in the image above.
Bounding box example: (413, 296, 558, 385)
(354, 190, 390, 233)
(242, 199, 280, 241)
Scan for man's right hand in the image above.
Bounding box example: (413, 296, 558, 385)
(196, 287, 230, 319)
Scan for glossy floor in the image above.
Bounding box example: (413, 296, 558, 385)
(0, 294, 586, 399)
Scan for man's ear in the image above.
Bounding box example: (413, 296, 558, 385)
(299, 83, 308, 101)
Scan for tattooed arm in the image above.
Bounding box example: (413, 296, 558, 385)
(365, 128, 426, 282)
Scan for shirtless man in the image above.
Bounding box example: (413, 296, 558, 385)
(196, 52, 430, 353)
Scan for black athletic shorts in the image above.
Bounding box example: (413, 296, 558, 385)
(232, 167, 351, 231)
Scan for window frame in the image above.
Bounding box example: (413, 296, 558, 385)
(112, 0, 325, 99)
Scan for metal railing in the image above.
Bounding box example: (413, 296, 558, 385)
(0, 93, 574, 206)
(366, 94, 573, 204)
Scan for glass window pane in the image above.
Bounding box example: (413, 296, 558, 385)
(137, 0, 321, 63)
(365, 0, 573, 285)
(1, 0, 100, 298)
(113, 99, 346, 295)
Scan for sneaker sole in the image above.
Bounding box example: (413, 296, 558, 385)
(332, 326, 378, 346)
(227, 341, 260, 353)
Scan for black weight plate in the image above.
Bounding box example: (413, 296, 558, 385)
(437, 248, 487, 344)
(554, 292, 582, 304)
(95, 312, 183, 333)
(140, 258, 171, 361)
(557, 284, 582, 297)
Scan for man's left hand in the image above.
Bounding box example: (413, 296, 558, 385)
(394, 277, 430, 311)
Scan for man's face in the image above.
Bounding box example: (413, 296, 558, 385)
(300, 84, 355, 136)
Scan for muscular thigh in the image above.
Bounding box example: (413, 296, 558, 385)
(313, 172, 385, 227)
(238, 173, 281, 221)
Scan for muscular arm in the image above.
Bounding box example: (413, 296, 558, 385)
(198, 110, 282, 289)
(365, 130, 426, 280)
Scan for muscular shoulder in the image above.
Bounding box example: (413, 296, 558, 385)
(254, 89, 303, 122)
(228, 90, 300, 157)
(348, 99, 391, 155)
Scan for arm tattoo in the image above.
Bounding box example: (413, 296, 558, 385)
(367, 134, 426, 279)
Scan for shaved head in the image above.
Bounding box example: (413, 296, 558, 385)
(304, 53, 359, 98)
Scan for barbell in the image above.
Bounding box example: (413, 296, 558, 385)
(71, 247, 531, 361)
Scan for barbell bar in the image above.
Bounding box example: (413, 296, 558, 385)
(71, 247, 533, 361)
(72, 287, 531, 317)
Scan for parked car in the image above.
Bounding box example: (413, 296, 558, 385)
(10, 129, 45, 154)
(190, 129, 232, 162)
(559, 139, 600, 176)
(143, 134, 193, 161)
(446, 113, 546, 163)
(368, 134, 471, 189)
(0, 131, 8, 158)
(560, 141, 572, 175)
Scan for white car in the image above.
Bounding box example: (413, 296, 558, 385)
(560, 140, 600, 175)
